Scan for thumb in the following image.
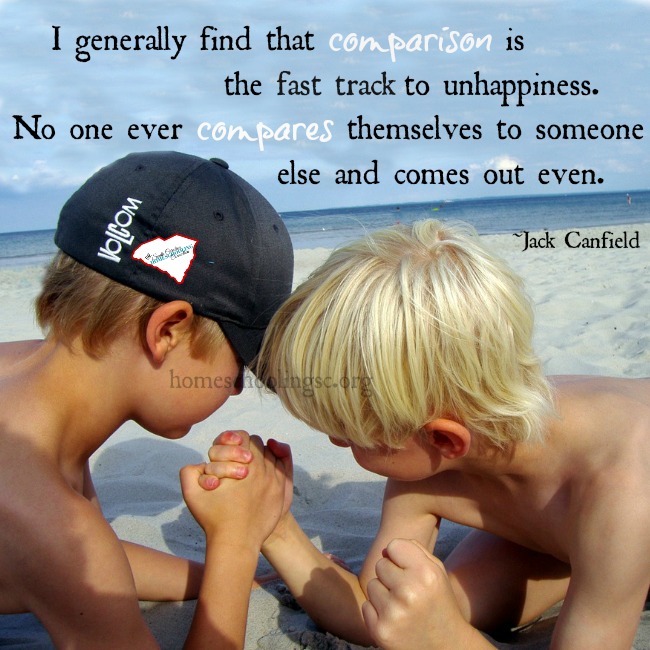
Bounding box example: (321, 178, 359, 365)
(179, 462, 206, 495)
(268, 439, 293, 478)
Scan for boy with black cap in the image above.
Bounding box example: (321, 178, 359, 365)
(0, 151, 294, 649)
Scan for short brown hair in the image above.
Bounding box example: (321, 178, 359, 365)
(36, 252, 226, 359)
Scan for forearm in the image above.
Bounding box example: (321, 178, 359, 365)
(262, 513, 372, 646)
(184, 540, 259, 650)
(122, 540, 203, 601)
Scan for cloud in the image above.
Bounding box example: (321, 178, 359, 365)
(496, 13, 524, 22)
(533, 46, 561, 56)
(566, 42, 588, 54)
(485, 156, 521, 171)
(603, 159, 634, 174)
(0, 159, 84, 192)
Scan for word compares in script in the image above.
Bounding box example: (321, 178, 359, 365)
(329, 28, 492, 63)
(197, 120, 334, 151)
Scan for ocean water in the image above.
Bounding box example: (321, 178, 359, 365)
(283, 189, 650, 249)
(0, 190, 648, 267)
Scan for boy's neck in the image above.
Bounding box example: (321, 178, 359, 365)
(454, 423, 574, 491)
(18, 336, 135, 470)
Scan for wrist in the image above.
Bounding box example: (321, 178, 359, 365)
(200, 541, 260, 606)
(205, 530, 263, 558)
(261, 512, 297, 553)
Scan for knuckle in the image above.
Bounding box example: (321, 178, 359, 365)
(373, 621, 395, 646)
(367, 576, 379, 589)
(396, 583, 420, 607)
(418, 564, 445, 594)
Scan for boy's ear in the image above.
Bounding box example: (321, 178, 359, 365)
(422, 418, 471, 460)
(144, 300, 195, 365)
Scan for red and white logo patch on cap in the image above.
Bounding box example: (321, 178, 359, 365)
(132, 234, 198, 284)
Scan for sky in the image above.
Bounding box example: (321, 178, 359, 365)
(0, 0, 649, 232)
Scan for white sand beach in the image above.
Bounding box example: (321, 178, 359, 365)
(0, 223, 648, 649)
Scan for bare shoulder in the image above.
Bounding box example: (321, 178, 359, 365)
(0, 339, 43, 370)
(0, 462, 154, 645)
(552, 375, 650, 439)
(552, 374, 650, 403)
(553, 376, 650, 532)
(0, 465, 121, 606)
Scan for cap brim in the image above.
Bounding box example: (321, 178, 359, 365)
(219, 320, 265, 372)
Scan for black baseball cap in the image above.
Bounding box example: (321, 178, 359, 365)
(55, 151, 294, 368)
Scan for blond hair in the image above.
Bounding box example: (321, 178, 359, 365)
(257, 220, 553, 449)
(36, 252, 226, 359)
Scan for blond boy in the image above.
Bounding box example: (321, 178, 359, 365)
(0, 151, 293, 649)
(211, 219, 649, 649)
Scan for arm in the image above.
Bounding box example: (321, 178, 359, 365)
(180, 436, 289, 650)
(121, 541, 204, 600)
(363, 539, 495, 650)
(261, 477, 441, 646)
(549, 496, 650, 650)
(84, 438, 252, 602)
(262, 510, 371, 643)
(19, 489, 159, 649)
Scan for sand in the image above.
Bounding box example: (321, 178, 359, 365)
(0, 223, 648, 649)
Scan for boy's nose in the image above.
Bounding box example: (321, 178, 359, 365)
(328, 436, 351, 448)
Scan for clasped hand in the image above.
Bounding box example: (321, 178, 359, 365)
(180, 431, 292, 548)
